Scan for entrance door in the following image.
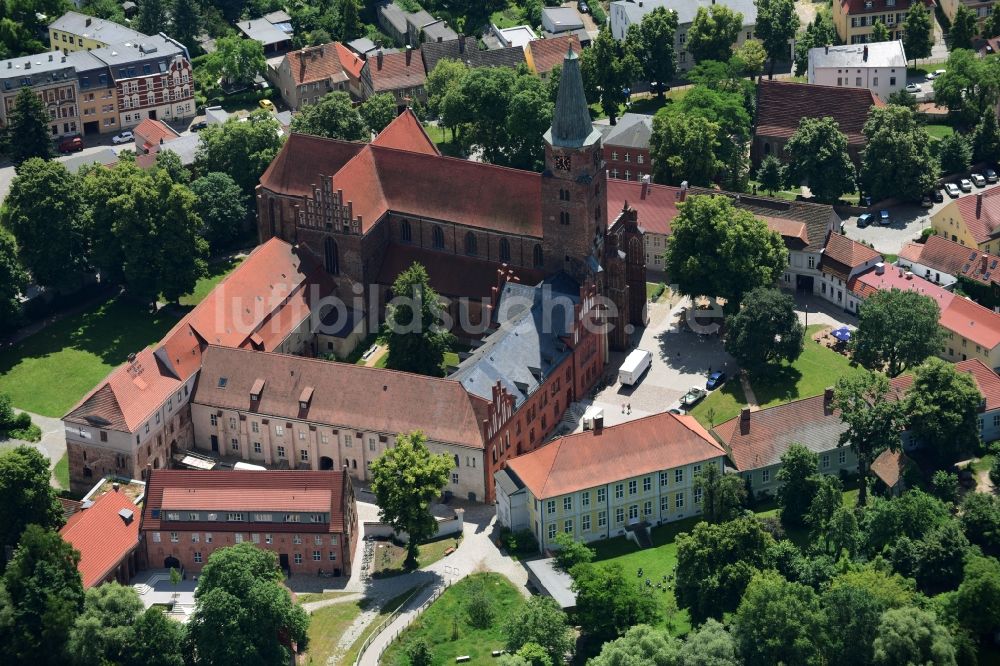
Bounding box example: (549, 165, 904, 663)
(149, 110, 157, 120)
(319, 456, 333, 470)
(210, 435, 218, 452)
(83, 120, 99, 135)
(164, 556, 180, 569)
(279, 553, 290, 572)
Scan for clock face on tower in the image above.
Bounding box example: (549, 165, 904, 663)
(554, 155, 572, 171)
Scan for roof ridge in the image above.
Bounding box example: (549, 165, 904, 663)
(366, 142, 546, 178)
(538, 438, 564, 498)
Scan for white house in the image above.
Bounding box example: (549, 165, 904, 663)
(807, 41, 907, 101)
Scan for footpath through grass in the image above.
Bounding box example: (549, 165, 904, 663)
(340, 586, 420, 666)
(304, 597, 371, 665)
(381, 573, 525, 666)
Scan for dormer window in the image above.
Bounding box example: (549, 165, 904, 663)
(299, 386, 314, 410)
(250, 377, 265, 401)
(218, 377, 228, 389)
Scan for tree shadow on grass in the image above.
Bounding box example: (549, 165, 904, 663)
(747, 363, 804, 406)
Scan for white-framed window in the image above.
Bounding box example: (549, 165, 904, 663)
(547, 500, 556, 514)
(582, 514, 591, 531)
(252, 533, 260, 544)
(251, 422, 259, 433)
(660, 471, 669, 487)
(298, 431, 306, 440)
(275, 425, 284, 436)
(643, 477, 651, 492)
(644, 500, 652, 516)
(451, 472, 459, 484)
(294, 553, 303, 564)
(205, 533, 213, 543)
(838, 449, 847, 465)
(235, 533, 244, 544)
(661, 495, 669, 512)
(628, 504, 639, 520)
(675, 469, 684, 484)
(227, 513, 243, 521)
(598, 511, 607, 527)
(563, 497, 572, 511)
(615, 507, 625, 524)
(675, 492, 684, 508)
(762, 469, 770, 483)
(193, 551, 202, 563)
(329, 551, 337, 561)
(314, 535, 323, 545)
(582, 491, 590, 507)
(191, 533, 199, 543)
(628, 479, 637, 495)
(265, 533, 273, 544)
(152, 532, 161, 543)
(821, 454, 830, 469)
(694, 487, 703, 504)
(331, 535, 339, 545)
(548, 523, 557, 539)
(293, 534, 302, 544)
(313, 550, 322, 561)
(231, 439, 239, 451)
(277, 446, 286, 458)
(615, 483, 624, 499)
(300, 449, 309, 462)
(563, 519, 573, 533)
(254, 442, 262, 454)
(597, 488, 606, 503)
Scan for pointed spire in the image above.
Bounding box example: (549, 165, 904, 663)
(546, 45, 598, 149)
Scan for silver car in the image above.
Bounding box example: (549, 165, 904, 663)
(946, 182, 961, 197)
(960, 178, 973, 192)
(973, 173, 987, 187)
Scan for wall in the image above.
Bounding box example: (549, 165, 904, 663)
(604, 146, 651, 182)
(931, 205, 987, 251)
(362, 509, 463, 542)
(739, 445, 856, 498)
(895, 258, 958, 289)
(808, 63, 905, 101)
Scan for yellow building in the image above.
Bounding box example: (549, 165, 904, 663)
(931, 189, 1000, 254)
(49, 11, 147, 53)
(495, 412, 727, 553)
(833, 0, 933, 45)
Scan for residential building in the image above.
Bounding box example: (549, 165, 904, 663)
(931, 190, 1000, 255)
(70, 50, 119, 134)
(421, 37, 526, 76)
(494, 24, 539, 50)
(59, 485, 141, 588)
(360, 47, 427, 108)
(816, 232, 883, 309)
(752, 79, 883, 167)
(833, 0, 936, 44)
(940, 0, 993, 23)
(496, 411, 727, 552)
(610, 0, 760, 71)
(807, 41, 907, 101)
(269, 42, 358, 111)
(607, 179, 679, 271)
(49, 11, 147, 52)
(133, 117, 179, 154)
(897, 235, 1000, 302)
(377, 2, 457, 47)
(236, 10, 294, 54)
(525, 34, 582, 78)
(0, 51, 80, 138)
(97, 36, 194, 128)
(140, 469, 358, 576)
(713, 392, 857, 498)
(599, 113, 653, 182)
(542, 6, 585, 34)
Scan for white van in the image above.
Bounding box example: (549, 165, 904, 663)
(618, 349, 652, 386)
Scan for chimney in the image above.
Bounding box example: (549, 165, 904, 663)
(300, 55, 306, 81)
(406, 45, 412, 66)
(641, 174, 650, 199)
(875, 261, 885, 275)
(679, 179, 688, 201)
(863, 45, 868, 61)
(376, 48, 383, 69)
(86, 17, 92, 27)
(824, 387, 834, 414)
(825, 44, 829, 55)
(977, 193, 983, 218)
(112, 482, 120, 492)
(459, 34, 466, 53)
(739, 407, 751, 434)
(982, 254, 989, 273)
(594, 413, 604, 432)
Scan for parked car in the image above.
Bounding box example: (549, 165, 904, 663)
(932, 189, 944, 203)
(905, 83, 922, 93)
(706, 371, 727, 390)
(577, 0, 590, 12)
(57, 136, 83, 153)
(921, 195, 933, 208)
(857, 213, 873, 228)
(946, 182, 961, 197)
(111, 130, 133, 144)
(960, 178, 973, 192)
(680, 387, 707, 407)
(925, 68, 946, 81)
(972, 173, 987, 187)
(190, 120, 207, 131)
(879, 209, 891, 225)
(987, 168, 999, 183)
(259, 98, 275, 112)
(668, 408, 684, 415)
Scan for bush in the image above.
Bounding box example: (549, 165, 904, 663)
(991, 456, 1000, 488)
(552, 532, 595, 571)
(499, 527, 539, 555)
(920, 227, 935, 241)
(465, 579, 495, 629)
(931, 470, 960, 504)
(590, 3, 607, 26)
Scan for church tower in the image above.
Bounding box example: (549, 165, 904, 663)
(541, 47, 607, 279)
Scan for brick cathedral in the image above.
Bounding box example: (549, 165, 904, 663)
(256, 47, 646, 349)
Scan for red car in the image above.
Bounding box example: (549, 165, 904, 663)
(58, 136, 83, 153)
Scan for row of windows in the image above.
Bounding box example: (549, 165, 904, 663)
(152, 531, 339, 546)
(399, 221, 545, 267)
(609, 169, 647, 181)
(161, 511, 328, 524)
(543, 466, 703, 514)
(608, 151, 644, 164)
(545, 493, 697, 539)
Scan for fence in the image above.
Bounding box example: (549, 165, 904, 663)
(353, 580, 452, 666)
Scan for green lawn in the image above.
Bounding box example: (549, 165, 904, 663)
(295, 590, 356, 605)
(0, 296, 180, 417)
(925, 124, 954, 140)
(381, 573, 526, 666)
(53, 452, 69, 489)
(178, 257, 244, 306)
(646, 282, 669, 303)
(422, 123, 465, 158)
(304, 597, 371, 665)
(490, 7, 526, 28)
(748, 180, 799, 201)
(372, 536, 463, 578)
(340, 586, 421, 666)
(689, 379, 749, 429)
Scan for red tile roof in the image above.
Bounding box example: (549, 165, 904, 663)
(889, 358, 1000, 411)
(820, 232, 882, 281)
(284, 43, 349, 86)
(367, 49, 426, 93)
(606, 179, 681, 236)
(193, 346, 492, 450)
(763, 216, 810, 250)
(134, 118, 179, 151)
(713, 394, 846, 471)
(947, 189, 1000, 246)
(528, 34, 582, 75)
(755, 79, 882, 146)
(60, 489, 140, 588)
(141, 469, 351, 533)
(839, 0, 933, 15)
(371, 108, 439, 156)
(505, 412, 726, 499)
(870, 449, 910, 488)
(259, 133, 364, 197)
(898, 235, 1000, 288)
(335, 42, 365, 80)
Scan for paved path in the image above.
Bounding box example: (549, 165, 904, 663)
(0, 410, 68, 487)
(740, 372, 760, 412)
(300, 593, 364, 614)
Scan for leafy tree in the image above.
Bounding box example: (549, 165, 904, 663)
(170, 0, 201, 52)
(360, 93, 397, 134)
(369, 431, 453, 567)
(863, 490, 951, 554)
(552, 532, 594, 571)
(794, 13, 837, 76)
(821, 576, 894, 666)
(902, 2, 935, 65)
(503, 74, 554, 171)
(954, 555, 1000, 637)
(934, 50, 1000, 126)
(852, 288, 942, 377)
(861, 105, 938, 202)
(580, 27, 639, 124)
(972, 111, 1000, 163)
(1, 158, 88, 290)
(826, 506, 861, 556)
(5, 86, 52, 165)
(754, 0, 798, 77)
(188, 544, 308, 665)
(912, 520, 971, 593)
(664, 195, 787, 315)
(290, 91, 366, 140)
(190, 172, 247, 251)
(833, 371, 907, 506)
(153, 150, 189, 184)
(776, 444, 819, 528)
(986, 4, 1000, 37)
(937, 132, 972, 175)
(122, 606, 186, 666)
(0, 446, 63, 556)
(687, 5, 744, 63)
(694, 463, 747, 523)
(155, 171, 208, 303)
(407, 639, 433, 666)
(136, 0, 167, 36)
(733, 570, 824, 666)
(669, 85, 752, 190)
(382, 262, 454, 376)
(0, 228, 26, 330)
(425, 58, 469, 138)
(725, 286, 804, 373)
(514, 643, 551, 666)
(959, 492, 1000, 556)
(465, 575, 495, 629)
(195, 111, 283, 193)
(625, 7, 678, 97)
(67, 583, 144, 664)
(650, 111, 722, 185)
(755, 154, 785, 194)
(784, 116, 857, 203)
(502, 595, 573, 666)
(931, 470, 960, 505)
(679, 619, 738, 665)
(675, 515, 775, 622)
(0, 525, 84, 666)
(887, 89, 918, 109)
(571, 563, 660, 642)
(212, 36, 266, 88)
(337, 0, 362, 41)
(950, 5, 978, 50)
(906, 357, 982, 467)
(733, 39, 767, 78)
(873, 607, 957, 666)
(589, 624, 679, 666)
(870, 19, 891, 42)
(806, 474, 843, 540)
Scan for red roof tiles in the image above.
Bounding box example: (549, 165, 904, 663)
(134, 118, 179, 151)
(367, 49, 426, 93)
(947, 189, 1000, 246)
(528, 34, 582, 75)
(284, 43, 350, 87)
(755, 79, 882, 146)
(870, 449, 910, 488)
(60, 489, 140, 588)
(258, 133, 364, 198)
(335, 42, 365, 80)
(898, 235, 1000, 288)
(820, 232, 882, 281)
(371, 108, 439, 155)
(606, 179, 681, 236)
(506, 412, 726, 499)
(890, 358, 1000, 410)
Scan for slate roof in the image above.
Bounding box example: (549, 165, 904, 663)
(59, 489, 140, 588)
(141, 469, 351, 533)
(600, 113, 653, 150)
(542, 6, 585, 31)
(49, 11, 147, 44)
(526, 34, 582, 75)
(546, 47, 601, 149)
(193, 346, 492, 450)
(755, 79, 882, 146)
(505, 411, 725, 499)
(367, 49, 426, 93)
(898, 235, 1000, 288)
(819, 232, 882, 281)
(713, 394, 847, 471)
(421, 38, 526, 75)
